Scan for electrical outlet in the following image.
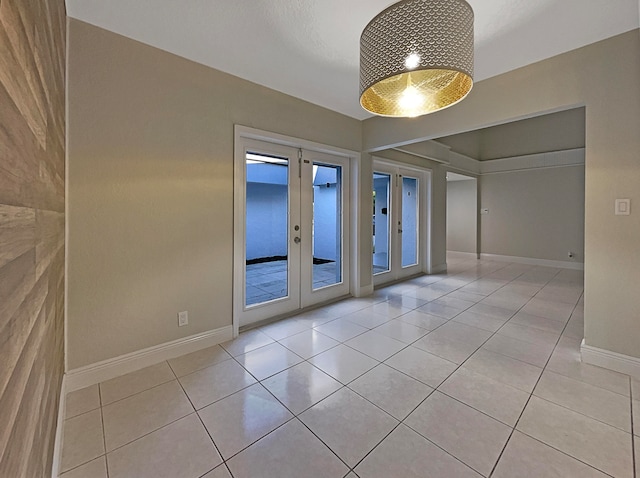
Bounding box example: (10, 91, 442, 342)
(568, 251, 574, 259)
(178, 311, 188, 327)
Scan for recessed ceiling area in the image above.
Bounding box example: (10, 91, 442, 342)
(65, 1, 640, 119)
(434, 107, 586, 161)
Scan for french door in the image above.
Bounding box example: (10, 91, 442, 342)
(235, 137, 350, 328)
(373, 161, 429, 285)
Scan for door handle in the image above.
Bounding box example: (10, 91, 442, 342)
(398, 229, 403, 233)
(294, 237, 301, 244)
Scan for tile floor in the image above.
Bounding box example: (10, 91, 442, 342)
(246, 260, 340, 305)
(59, 253, 639, 478)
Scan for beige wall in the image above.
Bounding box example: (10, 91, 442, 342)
(363, 30, 640, 358)
(480, 166, 585, 263)
(67, 20, 363, 369)
(0, 0, 66, 475)
(447, 180, 478, 254)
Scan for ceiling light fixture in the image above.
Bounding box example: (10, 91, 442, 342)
(360, 0, 474, 118)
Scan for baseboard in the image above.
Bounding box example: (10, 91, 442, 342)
(480, 253, 584, 271)
(51, 375, 67, 478)
(446, 251, 478, 259)
(65, 326, 233, 392)
(430, 263, 448, 274)
(581, 339, 640, 379)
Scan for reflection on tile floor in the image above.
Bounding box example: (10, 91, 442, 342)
(60, 252, 638, 478)
(246, 260, 341, 306)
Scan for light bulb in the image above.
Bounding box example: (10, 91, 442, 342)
(398, 84, 424, 117)
(405, 53, 420, 70)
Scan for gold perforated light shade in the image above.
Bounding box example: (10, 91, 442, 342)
(360, 0, 474, 118)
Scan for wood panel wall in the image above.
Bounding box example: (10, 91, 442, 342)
(0, 0, 66, 476)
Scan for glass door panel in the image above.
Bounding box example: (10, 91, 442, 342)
(312, 163, 343, 290)
(245, 152, 290, 307)
(401, 175, 419, 268)
(373, 173, 391, 275)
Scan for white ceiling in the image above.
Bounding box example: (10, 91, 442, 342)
(66, 0, 640, 120)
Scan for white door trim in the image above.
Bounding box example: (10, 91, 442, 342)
(233, 125, 361, 337)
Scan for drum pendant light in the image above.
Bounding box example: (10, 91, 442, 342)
(360, 0, 474, 118)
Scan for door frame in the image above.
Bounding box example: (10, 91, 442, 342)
(372, 157, 432, 286)
(233, 125, 362, 337)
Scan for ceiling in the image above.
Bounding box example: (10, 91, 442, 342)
(447, 172, 475, 182)
(436, 107, 586, 160)
(66, 1, 640, 120)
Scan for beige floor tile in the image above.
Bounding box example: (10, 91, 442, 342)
(278, 329, 339, 359)
(349, 364, 433, 420)
(314, 318, 369, 342)
(355, 425, 482, 478)
(102, 380, 193, 451)
(521, 298, 574, 322)
(534, 370, 632, 432)
(467, 302, 518, 321)
(100, 362, 175, 406)
(310, 344, 378, 384)
(167, 345, 231, 377)
(452, 310, 508, 333)
(199, 383, 293, 458)
(107, 414, 221, 478)
(369, 301, 413, 318)
(59, 456, 107, 478)
(299, 388, 398, 467)
(446, 290, 486, 303)
(258, 317, 310, 341)
(396, 310, 448, 330)
(201, 465, 233, 478)
(416, 301, 464, 319)
(341, 309, 393, 329)
(405, 391, 512, 476)
(464, 348, 543, 393)
(493, 431, 609, 478)
(428, 321, 493, 347)
(372, 320, 429, 344)
(517, 396, 633, 478)
(227, 419, 349, 478)
(178, 358, 256, 409)
(509, 311, 566, 333)
(65, 384, 100, 419)
(479, 294, 528, 312)
(344, 330, 406, 361)
(633, 399, 640, 436)
(262, 361, 342, 414)
(482, 333, 554, 368)
(60, 409, 105, 473)
(497, 322, 560, 348)
(440, 366, 530, 426)
(385, 295, 429, 309)
(220, 329, 274, 357)
(547, 336, 631, 396)
(412, 333, 479, 364)
(432, 296, 475, 311)
(236, 342, 303, 380)
(385, 346, 457, 388)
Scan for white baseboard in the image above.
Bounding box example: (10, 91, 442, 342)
(431, 263, 448, 274)
(446, 251, 478, 259)
(480, 253, 584, 271)
(65, 326, 233, 392)
(51, 375, 67, 478)
(581, 339, 640, 379)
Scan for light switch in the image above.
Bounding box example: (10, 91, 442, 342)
(615, 199, 631, 216)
